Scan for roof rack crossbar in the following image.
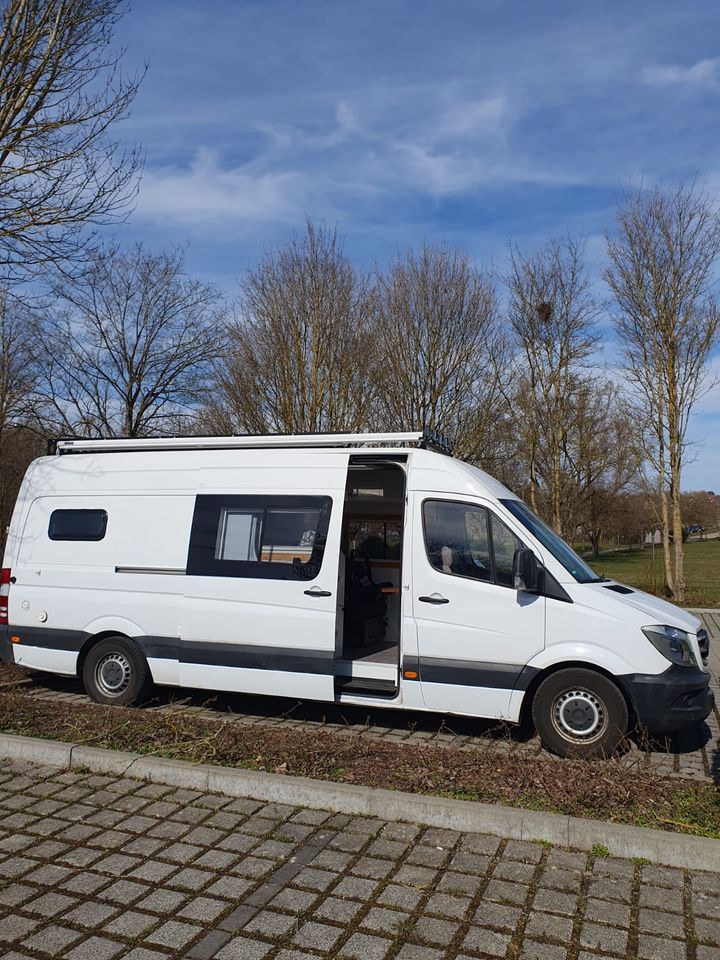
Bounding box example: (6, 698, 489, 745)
(51, 430, 454, 456)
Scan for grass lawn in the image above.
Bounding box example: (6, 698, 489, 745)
(591, 539, 720, 607)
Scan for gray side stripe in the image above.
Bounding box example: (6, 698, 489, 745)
(12, 625, 537, 690)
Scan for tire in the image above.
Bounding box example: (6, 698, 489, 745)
(82, 636, 152, 706)
(531, 668, 629, 759)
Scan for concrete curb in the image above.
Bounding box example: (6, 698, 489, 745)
(1, 732, 718, 872)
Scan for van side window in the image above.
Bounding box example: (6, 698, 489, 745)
(48, 509, 108, 541)
(423, 500, 492, 582)
(187, 495, 332, 580)
(490, 513, 523, 587)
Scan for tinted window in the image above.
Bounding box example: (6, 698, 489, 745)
(49, 509, 107, 541)
(490, 513, 522, 587)
(188, 495, 332, 580)
(423, 500, 492, 582)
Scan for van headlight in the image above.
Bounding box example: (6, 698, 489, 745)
(642, 625, 697, 667)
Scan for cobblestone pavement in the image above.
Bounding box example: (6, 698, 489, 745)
(10, 612, 720, 784)
(1, 759, 720, 960)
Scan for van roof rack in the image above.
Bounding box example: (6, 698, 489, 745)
(49, 428, 453, 457)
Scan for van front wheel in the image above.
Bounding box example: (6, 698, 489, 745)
(532, 668, 628, 759)
(82, 636, 152, 706)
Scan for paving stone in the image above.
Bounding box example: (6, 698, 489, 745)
(639, 884, 684, 912)
(292, 920, 344, 951)
(504, 840, 543, 863)
(462, 926, 512, 956)
(525, 911, 574, 941)
(697, 947, 720, 960)
(363, 906, 413, 935)
(396, 947, 445, 960)
(179, 895, 229, 922)
(0, 914, 39, 941)
(65, 901, 119, 928)
(638, 934, 688, 960)
(352, 856, 396, 879)
(64, 936, 125, 960)
(580, 921, 629, 954)
(97, 879, 149, 904)
(696, 917, 720, 944)
(145, 919, 200, 948)
(412, 915, 459, 945)
(532, 888, 579, 916)
(334, 875, 382, 900)
(393, 864, 437, 887)
(207, 876, 254, 900)
(24, 891, 78, 916)
(104, 910, 158, 937)
(519, 942, 568, 960)
(493, 859, 536, 883)
(313, 896, 365, 923)
(216, 938, 275, 959)
(243, 910, 297, 939)
(587, 877, 633, 904)
(339, 932, 393, 960)
(436, 871, 483, 896)
(638, 908, 686, 937)
(583, 897, 631, 927)
(473, 899, 522, 931)
(485, 878, 529, 905)
(22, 923, 83, 955)
(269, 887, 319, 913)
(426, 891, 470, 919)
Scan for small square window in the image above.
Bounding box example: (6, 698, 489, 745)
(49, 509, 107, 541)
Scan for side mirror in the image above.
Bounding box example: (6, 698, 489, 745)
(512, 547, 541, 593)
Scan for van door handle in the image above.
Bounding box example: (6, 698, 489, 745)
(304, 588, 332, 597)
(419, 595, 449, 604)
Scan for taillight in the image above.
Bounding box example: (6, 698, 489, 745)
(0, 568, 11, 625)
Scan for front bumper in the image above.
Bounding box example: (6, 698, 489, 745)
(620, 665, 714, 734)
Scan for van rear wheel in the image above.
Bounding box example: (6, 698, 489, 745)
(82, 636, 152, 706)
(532, 668, 628, 759)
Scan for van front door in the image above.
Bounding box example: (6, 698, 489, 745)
(181, 486, 343, 701)
(411, 494, 545, 720)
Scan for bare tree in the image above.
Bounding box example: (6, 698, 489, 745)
(0, 0, 142, 276)
(505, 237, 600, 536)
(208, 221, 375, 434)
(38, 244, 225, 437)
(565, 381, 641, 557)
(0, 290, 44, 550)
(373, 244, 507, 464)
(0, 288, 39, 438)
(605, 183, 720, 601)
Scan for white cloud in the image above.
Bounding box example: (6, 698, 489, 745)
(136, 148, 304, 225)
(641, 58, 720, 91)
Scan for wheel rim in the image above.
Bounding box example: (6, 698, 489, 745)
(551, 688, 608, 744)
(95, 652, 132, 697)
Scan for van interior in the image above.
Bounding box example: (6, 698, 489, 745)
(334, 457, 406, 698)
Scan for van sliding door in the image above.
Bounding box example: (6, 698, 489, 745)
(181, 461, 346, 701)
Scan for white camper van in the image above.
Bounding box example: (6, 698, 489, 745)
(0, 431, 712, 758)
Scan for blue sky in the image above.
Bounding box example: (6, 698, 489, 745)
(111, 0, 720, 488)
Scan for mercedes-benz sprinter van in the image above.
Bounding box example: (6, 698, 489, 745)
(0, 431, 713, 758)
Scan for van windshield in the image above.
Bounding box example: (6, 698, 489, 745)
(501, 499, 602, 583)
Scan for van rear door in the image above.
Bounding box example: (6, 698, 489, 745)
(181, 461, 346, 701)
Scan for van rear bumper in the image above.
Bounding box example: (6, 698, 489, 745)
(619, 665, 714, 734)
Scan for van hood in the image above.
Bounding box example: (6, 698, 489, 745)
(584, 581, 701, 633)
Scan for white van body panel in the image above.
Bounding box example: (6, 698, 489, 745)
(1, 439, 712, 737)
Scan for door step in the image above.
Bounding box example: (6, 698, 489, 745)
(334, 676, 398, 698)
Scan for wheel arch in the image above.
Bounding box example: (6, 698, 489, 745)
(77, 630, 136, 677)
(519, 660, 635, 728)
